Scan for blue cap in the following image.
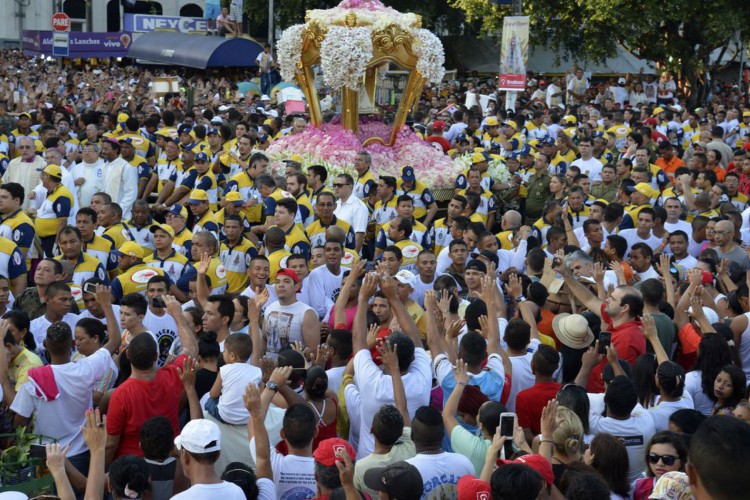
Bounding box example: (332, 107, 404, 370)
(258, 133, 269, 142)
(119, 137, 133, 145)
(401, 165, 415, 181)
(180, 142, 195, 151)
(456, 132, 468, 142)
(541, 136, 555, 146)
(195, 152, 209, 162)
(507, 153, 519, 161)
(519, 144, 532, 157)
(168, 203, 187, 218)
(489, 141, 502, 150)
(177, 124, 192, 136)
(206, 128, 219, 135)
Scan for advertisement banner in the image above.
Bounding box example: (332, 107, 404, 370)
(124, 14, 209, 34)
(23, 31, 133, 59)
(498, 16, 530, 91)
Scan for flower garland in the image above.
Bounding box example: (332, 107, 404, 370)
(488, 158, 512, 184)
(319, 26, 373, 91)
(415, 29, 446, 84)
(277, 24, 305, 83)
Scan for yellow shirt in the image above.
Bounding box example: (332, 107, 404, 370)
(9, 348, 43, 391)
(34, 184, 74, 238)
(268, 248, 292, 282)
(219, 238, 258, 293)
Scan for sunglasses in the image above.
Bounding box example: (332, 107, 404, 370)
(332, 183, 350, 188)
(647, 453, 679, 466)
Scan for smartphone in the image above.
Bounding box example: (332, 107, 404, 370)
(500, 412, 515, 437)
(599, 332, 612, 354)
(152, 296, 166, 308)
(83, 282, 97, 294)
(30, 444, 46, 459)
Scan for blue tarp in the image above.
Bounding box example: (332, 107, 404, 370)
(128, 32, 262, 68)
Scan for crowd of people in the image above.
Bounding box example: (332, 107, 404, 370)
(0, 46, 750, 500)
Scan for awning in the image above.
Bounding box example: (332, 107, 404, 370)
(128, 32, 263, 68)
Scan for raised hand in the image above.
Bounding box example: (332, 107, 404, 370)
(641, 313, 657, 339)
(94, 284, 113, 308)
(359, 272, 379, 300)
(453, 358, 470, 386)
(540, 399, 559, 439)
(581, 344, 603, 368)
(253, 286, 270, 309)
(504, 273, 523, 301)
(243, 381, 261, 413)
(177, 357, 198, 388)
(378, 341, 399, 375)
(269, 365, 294, 387)
(197, 252, 211, 275)
(80, 408, 107, 456)
(446, 318, 465, 339)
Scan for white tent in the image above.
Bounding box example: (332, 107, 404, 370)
(527, 44, 656, 75)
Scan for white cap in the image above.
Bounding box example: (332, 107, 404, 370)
(264, 109, 279, 118)
(260, 94, 271, 101)
(218, 104, 231, 112)
(671, 104, 682, 112)
(618, 77, 626, 84)
(174, 419, 221, 454)
(687, 306, 719, 325)
(394, 270, 416, 288)
(210, 116, 224, 124)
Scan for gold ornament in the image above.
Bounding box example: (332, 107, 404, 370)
(372, 24, 415, 57)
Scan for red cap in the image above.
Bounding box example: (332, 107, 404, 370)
(643, 118, 658, 126)
(497, 454, 554, 486)
(457, 475, 491, 500)
(275, 268, 300, 284)
(743, 142, 750, 151)
(313, 438, 355, 467)
(432, 120, 447, 132)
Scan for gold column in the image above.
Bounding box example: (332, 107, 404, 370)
(342, 87, 359, 134)
(296, 64, 323, 127)
(388, 71, 426, 146)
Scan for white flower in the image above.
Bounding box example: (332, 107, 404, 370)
(415, 29, 445, 84)
(488, 158, 512, 184)
(277, 24, 305, 83)
(319, 26, 373, 91)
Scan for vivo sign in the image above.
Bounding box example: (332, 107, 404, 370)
(123, 14, 209, 34)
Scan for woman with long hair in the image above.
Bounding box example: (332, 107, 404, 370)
(684, 334, 733, 415)
(633, 354, 659, 408)
(648, 361, 691, 431)
(550, 174, 567, 202)
(632, 431, 688, 500)
(547, 406, 584, 486)
(585, 433, 630, 499)
(556, 383, 592, 443)
(713, 364, 747, 415)
(73, 318, 118, 407)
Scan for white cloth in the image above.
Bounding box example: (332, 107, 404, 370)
(262, 300, 314, 359)
(334, 195, 369, 233)
(684, 370, 714, 416)
(571, 157, 604, 182)
(647, 394, 694, 431)
(353, 347, 432, 459)
(405, 452, 474, 500)
(2, 155, 45, 211)
(589, 404, 657, 483)
(506, 338, 541, 412)
(170, 481, 246, 500)
(143, 308, 178, 368)
(250, 437, 317, 500)
(78, 305, 122, 330)
(101, 157, 138, 220)
(30, 312, 80, 350)
(618, 229, 663, 254)
(69, 161, 105, 209)
(305, 265, 344, 321)
(216, 363, 262, 424)
(10, 349, 115, 456)
(663, 220, 692, 234)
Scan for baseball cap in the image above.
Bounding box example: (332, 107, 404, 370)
(260, 94, 271, 101)
(541, 136, 555, 146)
(174, 419, 221, 454)
(276, 268, 300, 284)
(284, 154, 303, 165)
(363, 461, 423, 499)
(743, 111, 750, 118)
(625, 182, 660, 199)
(258, 133, 269, 143)
(394, 269, 416, 288)
(643, 117, 658, 126)
(168, 203, 188, 218)
(119, 137, 134, 146)
(652, 106, 664, 116)
(224, 191, 244, 205)
(401, 165, 416, 181)
(210, 116, 224, 124)
(457, 475, 491, 500)
(42, 164, 62, 179)
(485, 117, 499, 127)
(206, 127, 219, 135)
(470, 250, 499, 267)
(563, 115, 577, 125)
(149, 223, 175, 238)
(312, 438, 355, 467)
(188, 189, 209, 204)
(195, 152, 209, 163)
(471, 152, 487, 164)
(432, 120, 447, 132)
(465, 259, 487, 274)
(113, 241, 144, 260)
(503, 120, 519, 130)
(19, 112, 32, 119)
(618, 77, 626, 84)
(497, 454, 554, 486)
(177, 124, 192, 136)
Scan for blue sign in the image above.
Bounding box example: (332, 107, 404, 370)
(124, 14, 209, 34)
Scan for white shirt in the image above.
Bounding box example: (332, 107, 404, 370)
(684, 370, 714, 416)
(618, 229, 663, 255)
(10, 349, 116, 457)
(217, 363, 262, 424)
(334, 195, 369, 234)
(305, 265, 344, 321)
(410, 275, 436, 308)
(241, 284, 278, 314)
(250, 437, 316, 500)
(571, 157, 604, 182)
(102, 157, 138, 220)
(30, 312, 80, 350)
(77, 305, 122, 330)
(673, 254, 699, 271)
(143, 308, 178, 368)
(353, 347, 432, 459)
(648, 393, 694, 431)
(664, 220, 692, 234)
(170, 481, 246, 500)
(506, 339, 541, 412)
(263, 300, 314, 358)
(589, 405, 656, 483)
(70, 160, 105, 208)
(405, 452, 474, 499)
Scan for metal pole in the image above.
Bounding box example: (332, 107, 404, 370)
(504, 0, 523, 111)
(86, 0, 93, 32)
(739, 31, 746, 94)
(268, 0, 274, 48)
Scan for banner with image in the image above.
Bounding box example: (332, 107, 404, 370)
(498, 16, 530, 91)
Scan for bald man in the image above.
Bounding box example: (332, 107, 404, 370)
(496, 210, 522, 250)
(714, 219, 750, 270)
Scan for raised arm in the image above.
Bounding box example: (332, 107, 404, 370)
(353, 272, 378, 353)
(574, 344, 603, 387)
(195, 252, 211, 309)
(657, 254, 675, 306)
(442, 359, 470, 434)
(247, 288, 269, 367)
(334, 260, 366, 327)
(674, 269, 701, 330)
(641, 314, 669, 365)
(378, 267, 421, 346)
(177, 357, 203, 420)
(380, 341, 411, 426)
(164, 295, 198, 358)
(95, 285, 122, 355)
(81, 409, 107, 500)
(690, 289, 717, 335)
(554, 255, 604, 317)
(425, 289, 451, 356)
(245, 369, 291, 480)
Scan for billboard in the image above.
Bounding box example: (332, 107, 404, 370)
(23, 31, 133, 58)
(498, 16, 530, 91)
(124, 14, 209, 34)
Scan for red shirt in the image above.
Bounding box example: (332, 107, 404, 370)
(516, 381, 562, 435)
(426, 136, 451, 153)
(587, 305, 647, 393)
(106, 354, 188, 458)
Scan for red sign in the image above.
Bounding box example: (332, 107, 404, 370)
(51, 12, 71, 32)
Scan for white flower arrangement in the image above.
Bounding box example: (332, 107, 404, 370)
(306, 7, 420, 34)
(319, 26, 373, 91)
(488, 158, 512, 184)
(277, 24, 306, 83)
(415, 29, 445, 84)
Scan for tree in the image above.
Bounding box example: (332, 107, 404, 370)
(450, 0, 750, 104)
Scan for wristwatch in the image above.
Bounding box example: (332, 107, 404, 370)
(515, 295, 526, 303)
(266, 381, 279, 392)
